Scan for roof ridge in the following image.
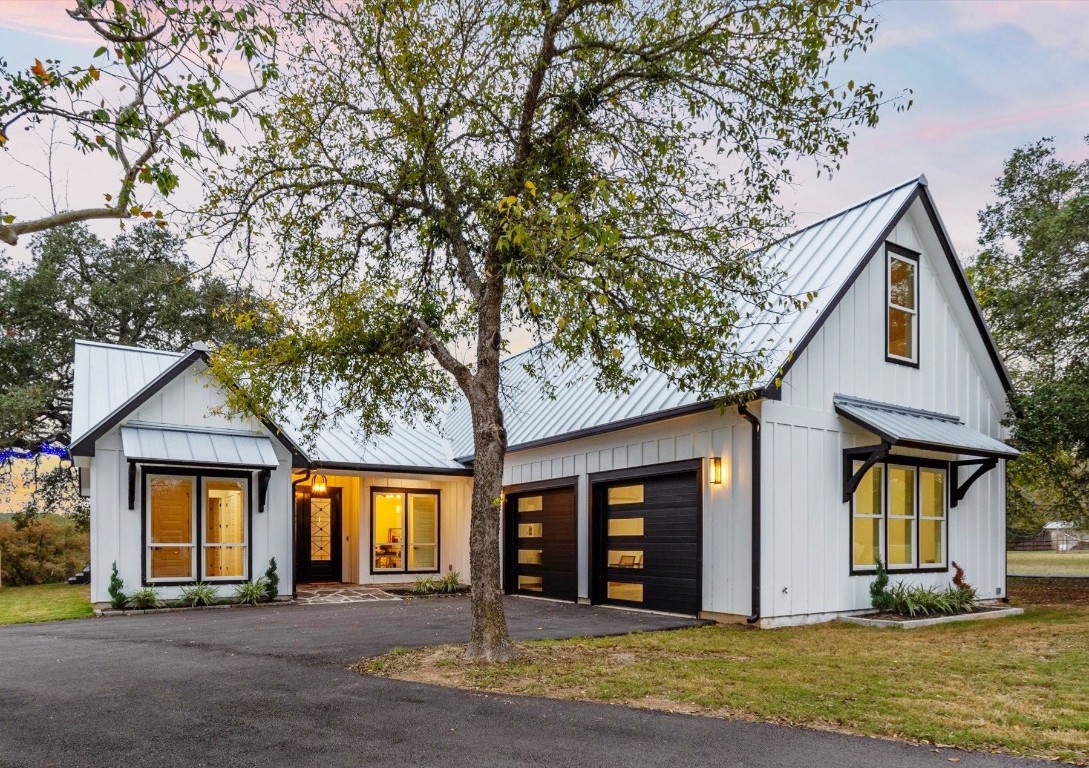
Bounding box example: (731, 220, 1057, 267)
(75, 339, 183, 356)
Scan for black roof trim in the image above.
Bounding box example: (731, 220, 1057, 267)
(305, 460, 473, 477)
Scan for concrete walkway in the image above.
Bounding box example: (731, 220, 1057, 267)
(294, 583, 402, 605)
(0, 597, 1052, 768)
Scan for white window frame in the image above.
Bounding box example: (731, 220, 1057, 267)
(146, 474, 198, 584)
(886, 250, 919, 364)
(200, 476, 250, 583)
(886, 465, 918, 571)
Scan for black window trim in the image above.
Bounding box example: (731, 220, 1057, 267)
(885, 242, 921, 369)
(368, 486, 442, 576)
(848, 454, 950, 577)
(141, 465, 254, 587)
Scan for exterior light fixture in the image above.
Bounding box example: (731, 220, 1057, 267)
(311, 474, 328, 495)
(708, 457, 722, 485)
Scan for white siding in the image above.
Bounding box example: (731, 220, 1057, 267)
(503, 407, 753, 617)
(760, 200, 1010, 622)
(89, 364, 295, 604)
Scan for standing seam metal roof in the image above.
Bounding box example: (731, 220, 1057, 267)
(446, 177, 923, 458)
(833, 394, 1018, 458)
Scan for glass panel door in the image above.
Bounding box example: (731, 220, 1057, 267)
(408, 493, 438, 571)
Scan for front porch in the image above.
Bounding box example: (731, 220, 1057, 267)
(291, 469, 473, 590)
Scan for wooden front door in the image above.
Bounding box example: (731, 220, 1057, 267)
(295, 487, 343, 583)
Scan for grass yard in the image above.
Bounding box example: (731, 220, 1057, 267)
(360, 579, 1089, 764)
(0, 583, 93, 626)
(1008, 550, 1089, 577)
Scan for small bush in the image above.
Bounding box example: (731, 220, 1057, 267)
(263, 558, 279, 601)
(234, 578, 270, 605)
(177, 583, 219, 607)
(438, 569, 462, 593)
(869, 558, 894, 612)
(884, 582, 978, 617)
(125, 587, 164, 610)
(108, 561, 126, 609)
(410, 575, 438, 595)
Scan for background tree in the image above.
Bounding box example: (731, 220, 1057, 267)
(207, 0, 901, 660)
(970, 136, 1089, 536)
(0, 0, 277, 246)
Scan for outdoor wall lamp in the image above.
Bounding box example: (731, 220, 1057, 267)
(708, 457, 723, 485)
(311, 474, 328, 495)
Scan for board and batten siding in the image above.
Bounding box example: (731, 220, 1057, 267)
(503, 407, 754, 617)
(89, 364, 295, 604)
(759, 199, 1009, 624)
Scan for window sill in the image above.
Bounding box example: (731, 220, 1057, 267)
(850, 565, 949, 577)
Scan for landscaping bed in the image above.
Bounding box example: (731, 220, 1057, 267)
(359, 593, 1089, 764)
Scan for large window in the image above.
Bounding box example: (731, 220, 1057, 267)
(887, 245, 919, 364)
(851, 461, 946, 573)
(372, 489, 440, 574)
(146, 473, 250, 583)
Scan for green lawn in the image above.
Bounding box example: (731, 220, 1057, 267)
(360, 581, 1089, 765)
(1008, 550, 1089, 576)
(0, 583, 93, 626)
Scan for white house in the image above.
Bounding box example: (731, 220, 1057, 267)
(70, 176, 1018, 626)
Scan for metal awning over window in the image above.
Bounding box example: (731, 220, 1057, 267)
(834, 394, 1019, 459)
(120, 424, 280, 468)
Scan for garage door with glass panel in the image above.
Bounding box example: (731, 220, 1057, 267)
(596, 470, 700, 615)
(506, 487, 576, 601)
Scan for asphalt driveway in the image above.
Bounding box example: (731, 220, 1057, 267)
(0, 597, 1051, 768)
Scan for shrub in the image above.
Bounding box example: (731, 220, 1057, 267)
(0, 516, 88, 586)
(177, 583, 219, 608)
(438, 569, 462, 593)
(884, 582, 978, 617)
(869, 558, 894, 612)
(125, 587, 164, 610)
(234, 578, 270, 605)
(263, 558, 279, 601)
(108, 561, 126, 609)
(410, 575, 438, 595)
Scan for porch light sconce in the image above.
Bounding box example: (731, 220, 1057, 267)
(311, 474, 328, 495)
(708, 457, 723, 485)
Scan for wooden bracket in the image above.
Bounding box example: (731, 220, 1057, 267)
(951, 457, 998, 508)
(842, 442, 890, 502)
(127, 461, 137, 510)
(257, 468, 271, 513)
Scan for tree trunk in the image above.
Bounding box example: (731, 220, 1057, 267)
(463, 278, 516, 662)
(464, 383, 516, 661)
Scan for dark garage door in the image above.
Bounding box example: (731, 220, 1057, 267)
(594, 469, 701, 615)
(505, 486, 577, 601)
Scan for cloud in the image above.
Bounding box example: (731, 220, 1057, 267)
(0, 1, 102, 47)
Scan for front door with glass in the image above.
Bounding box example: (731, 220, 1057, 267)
(295, 487, 343, 583)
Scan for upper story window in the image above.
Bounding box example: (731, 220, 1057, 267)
(886, 244, 919, 365)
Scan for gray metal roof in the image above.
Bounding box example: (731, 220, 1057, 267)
(833, 394, 1019, 458)
(448, 177, 922, 458)
(121, 424, 280, 468)
(73, 340, 463, 472)
(71, 340, 183, 445)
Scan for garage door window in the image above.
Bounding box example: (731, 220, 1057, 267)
(607, 485, 644, 504)
(608, 550, 644, 568)
(607, 582, 644, 602)
(607, 517, 644, 536)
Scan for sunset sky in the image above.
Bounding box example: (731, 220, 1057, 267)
(1, 1, 1087, 270)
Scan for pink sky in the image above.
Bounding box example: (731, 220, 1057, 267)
(2, 1, 1087, 268)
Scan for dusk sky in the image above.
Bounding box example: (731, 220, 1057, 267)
(1, 0, 1087, 261)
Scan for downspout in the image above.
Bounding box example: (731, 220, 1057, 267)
(738, 403, 761, 625)
(290, 469, 311, 599)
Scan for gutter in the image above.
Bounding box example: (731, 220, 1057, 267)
(290, 469, 311, 599)
(738, 403, 761, 625)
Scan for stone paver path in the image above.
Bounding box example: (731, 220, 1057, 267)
(295, 583, 401, 605)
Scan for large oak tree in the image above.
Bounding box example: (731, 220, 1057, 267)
(971, 137, 1089, 535)
(207, 0, 901, 660)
